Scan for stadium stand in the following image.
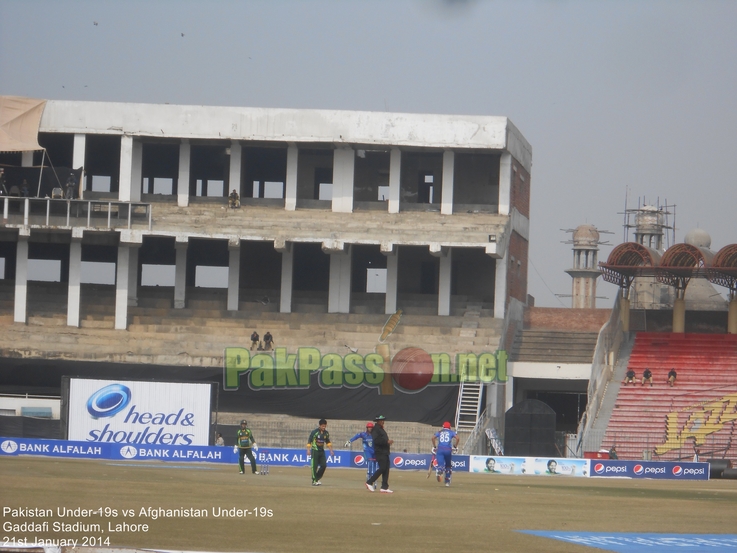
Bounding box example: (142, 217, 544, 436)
(602, 332, 737, 461)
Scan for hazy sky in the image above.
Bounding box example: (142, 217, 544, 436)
(2, 0, 736, 307)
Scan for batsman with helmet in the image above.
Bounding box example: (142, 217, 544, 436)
(432, 421, 459, 487)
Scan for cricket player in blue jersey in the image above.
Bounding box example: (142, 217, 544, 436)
(345, 422, 377, 489)
(432, 421, 459, 487)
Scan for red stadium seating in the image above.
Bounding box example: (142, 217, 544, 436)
(602, 333, 737, 461)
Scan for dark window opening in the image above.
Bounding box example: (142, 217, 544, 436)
(527, 391, 587, 434)
(242, 147, 287, 199)
(190, 143, 229, 197)
(293, 243, 329, 292)
(142, 142, 179, 195)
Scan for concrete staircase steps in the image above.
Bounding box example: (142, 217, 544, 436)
(0, 286, 504, 365)
(510, 329, 598, 363)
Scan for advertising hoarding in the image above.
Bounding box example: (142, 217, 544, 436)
(66, 378, 213, 446)
(470, 455, 590, 477)
(590, 460, 709, 480)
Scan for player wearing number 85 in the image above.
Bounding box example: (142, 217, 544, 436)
(432, 422, 459, 487)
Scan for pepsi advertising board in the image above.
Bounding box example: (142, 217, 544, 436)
(66, 378, 213, 446)
(590, 460, 709, 480)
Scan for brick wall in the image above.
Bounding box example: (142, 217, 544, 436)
(525, 307, 611, 331)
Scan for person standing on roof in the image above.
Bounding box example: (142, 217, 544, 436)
(432, 421, 459, 487)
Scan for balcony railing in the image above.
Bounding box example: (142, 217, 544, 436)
(1, 197, 152, 231)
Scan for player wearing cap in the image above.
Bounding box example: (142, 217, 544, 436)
(432, 421, 459, 487)
(307, 418, 335, 486)
(366, 415, 394, 493)
(345, 422, 377, 489)
(236, 420, 258, 475)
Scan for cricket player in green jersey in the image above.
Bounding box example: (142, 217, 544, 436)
(236, 420, 258, 474)
(307, 418, 335, 486)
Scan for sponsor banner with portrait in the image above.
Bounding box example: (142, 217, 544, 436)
(590, 460, 709, 480)
(65, 377, 213, 446)
(470, 456, 591, 477)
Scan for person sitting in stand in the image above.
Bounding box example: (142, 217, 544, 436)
(228, 189, 240, 208)
(250, 330, 260, 350)
(668, 368, 677, 387)
(20, 179, 30, 197)
(641, 368, 653, 387)
(623, 369, 636, 386)
(263, 331, 274, 351)
(609, 445, 618, 460)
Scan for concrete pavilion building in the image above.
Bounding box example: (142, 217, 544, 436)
(0, 97, 533, 330)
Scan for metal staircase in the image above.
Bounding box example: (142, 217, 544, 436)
(455, 381, 483, 431)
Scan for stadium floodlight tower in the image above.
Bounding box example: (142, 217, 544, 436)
(562, 224, 611, 309)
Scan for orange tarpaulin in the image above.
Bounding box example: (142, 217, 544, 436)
(0, 96, 47, 152)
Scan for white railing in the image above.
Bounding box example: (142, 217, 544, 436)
(1, 197, 152, 231)
(460, 408, 491, 455)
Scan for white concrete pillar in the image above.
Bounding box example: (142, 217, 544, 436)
(388, 148, 401, 214)
(127, 245, 139, 307)
(174, 239, 188, 309)
(130, 140, 142, 202)
(498, 152, 512, 216)
(114, 244, 131, 330)
(14, 233, 29, 323)
(438, 249, 452, 316)
(441, 150, 455, 215)
(178, 140, 191, 207)
(494, 253, 507, 319)
(21, 152, 33, 167)
(67, 230, 83, 327)
(384, 250, 398, 315)
(332, 147, 355, 213)
(73, 134, 86, 199)
(285, 144, 298, 211)
(227, 240, 240, 311)
(119, 135, 133, 202)
(279, 246, 294, 313)
(228, 141, 242, 196)
(505, 374, 515, 412)
(328, 248, 352, 313)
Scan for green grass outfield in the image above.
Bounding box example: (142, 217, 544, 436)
(2, 457, 737, 553)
